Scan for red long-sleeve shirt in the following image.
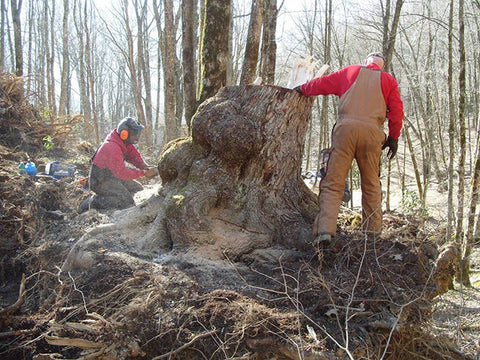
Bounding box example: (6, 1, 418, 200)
(92, 129, 147, 180)
(300, 63, 404, 140)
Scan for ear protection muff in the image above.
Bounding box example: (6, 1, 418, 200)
(119, 129, 129, 141)
(117, 117, 144, 142)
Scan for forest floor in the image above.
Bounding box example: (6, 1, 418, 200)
(0, 161, 478, 359)
(1, 74, 479, 359)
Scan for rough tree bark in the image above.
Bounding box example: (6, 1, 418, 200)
(10, 0, 23, 76)
(135, 0, 153, 144)
(157, 85, 318, 256)
(163, 0, 179, 143)
(0, 0, 5, 71)
(58, 0, 70, 116)
(83, 2, 99, 144)
(73, 1, 92, 142)
(381, 0, 403, 72)
(182, 0, 197, 130)
(259, 0, 276, 85)
(456, 0, 467, 284)
(123, 0, 150, 146)
(240, 0, 263, 85)
(446, 0, 455, 241)
(198, 0, 231, 105)
(64, 86, 318, 265)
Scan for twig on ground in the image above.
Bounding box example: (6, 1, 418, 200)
(150, 330, 218, 360)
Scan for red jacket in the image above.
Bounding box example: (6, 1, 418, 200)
(300, 63, 404, 140)
(92, 129, 146, 180)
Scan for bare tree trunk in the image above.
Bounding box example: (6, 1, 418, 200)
(305, 115, 313, 172)
(196, 0, 205, 99)
(135, 0, 153, 146)
(175, 48, 184, 132)
(413, 97, 429, 206)
(300, 0, 317, 172)
(446, 0, 455, 241)
(84, 1, 99, 144)
(423, 7, 444, 188)
(47, 1, 56, 116)
(152, 0, 163, 146)
(36, 2, 47, 108)
(379, 0, 403, 209)
(25, 0, 33, 94)
(226, 2, 233, 85)
(121, 0, 150, 146)
(0, 0, 6, 71)
(10, 0, 23, 76)
(461, 131, 480, 285)
(58, 0, 70, 116)
(198, 0, 231, 104)
(73, 0, 92, 142)
(240, 0, 263, 85)
(317, 0, 332, 174)
(456, 0, 467, 283)
(386, 160, 391, 211)
(381, 0, 403, 72)
(182, 0, 197, 130)
(163, 0, 179, 143)
(259, 0, 276, 85)
(475, 203, 480, 243)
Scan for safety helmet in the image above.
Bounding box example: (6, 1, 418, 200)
(366, 52, 384, 60)
(117, 117, 144, 142)
(365, 52, 385, 69)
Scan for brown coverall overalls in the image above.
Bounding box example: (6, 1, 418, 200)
(313, 67, 386, 236)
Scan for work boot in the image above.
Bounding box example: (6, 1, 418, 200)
(312, 233, 332, 246)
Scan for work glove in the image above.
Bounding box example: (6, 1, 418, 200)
(382, 136, 398, 160)
(293, 85, 303, 94)
(144, 167, 159, 179)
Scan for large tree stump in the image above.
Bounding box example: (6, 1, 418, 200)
(63, 85, 318, 269)
(157, 85, 318, 259)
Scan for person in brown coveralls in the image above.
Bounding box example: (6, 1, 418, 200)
(294, 53, 404, 245)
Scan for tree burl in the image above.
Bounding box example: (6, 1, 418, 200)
(157, 85, 318, 259)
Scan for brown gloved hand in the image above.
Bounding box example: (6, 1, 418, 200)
(382, 136, 398, 160)
(144, 167, 159, 179)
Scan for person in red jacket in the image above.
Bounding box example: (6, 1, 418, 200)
(79, 117, 158, 212)
(295, 52, 404, 246)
